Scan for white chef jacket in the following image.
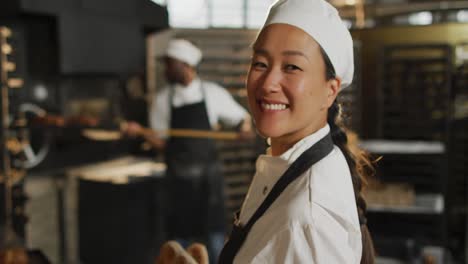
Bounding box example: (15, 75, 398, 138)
(234, 124, 362, 264)
(149, 78, 247, 137)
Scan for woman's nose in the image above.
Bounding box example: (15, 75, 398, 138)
(260, 68, 282, 93)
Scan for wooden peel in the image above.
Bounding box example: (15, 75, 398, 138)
(82, 127, 239, 141)
(82, 129, 122, 141)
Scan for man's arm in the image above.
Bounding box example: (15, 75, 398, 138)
(238, 114, 255, 139)
(207, 83, 254, 138)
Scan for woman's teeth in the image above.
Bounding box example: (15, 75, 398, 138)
(261, 103, 288, 110)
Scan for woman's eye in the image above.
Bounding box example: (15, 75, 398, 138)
(252, 61, 268, 69)
(285, 64, 302, 71)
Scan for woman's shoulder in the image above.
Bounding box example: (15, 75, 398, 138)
(308, 146, 361, 232)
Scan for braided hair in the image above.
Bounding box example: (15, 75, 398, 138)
(320, 47, 376, 264)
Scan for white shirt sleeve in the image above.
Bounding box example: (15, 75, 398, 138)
(253, 212, 358, 264)
(149, 89, 170, 136)
(205, 82, 248, 127)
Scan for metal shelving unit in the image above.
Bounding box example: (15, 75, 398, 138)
(367, 44, 454, 262)
(378, 44, 452, 141)
(448, 56, 468, 263)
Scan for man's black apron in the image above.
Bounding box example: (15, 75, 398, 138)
(218, 133, 334, 263)
(165, 83, 225, 239)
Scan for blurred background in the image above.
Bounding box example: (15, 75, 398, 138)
(0, 0, 467, 263)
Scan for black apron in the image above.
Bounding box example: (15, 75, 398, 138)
(165, 82, 225, 239)
(218, 133, 334, 264)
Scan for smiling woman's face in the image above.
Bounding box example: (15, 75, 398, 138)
(247, 23, 336, 144)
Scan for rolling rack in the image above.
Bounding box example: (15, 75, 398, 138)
(364, 44, 454, 263)
(0, 25, 51, 263)
(449, 47, 468, 263)
(0, 25, 28, 248)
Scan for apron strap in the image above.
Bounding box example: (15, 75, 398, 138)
(168, 80, 206, 126)
(218, 133, 334, 264)
(169, 80, 206, 105)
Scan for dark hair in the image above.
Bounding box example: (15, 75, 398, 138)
(320, 47, 376, 264)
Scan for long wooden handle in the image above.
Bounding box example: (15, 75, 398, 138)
(144, 128, 239, 140)
(83, 127, 240, 141)
(121, 121, 240, 140)
(169, 129, 238, 140)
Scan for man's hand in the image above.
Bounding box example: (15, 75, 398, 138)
(121, 121, 166, 150)
(238, 114, 255, 140)
(122, 121, 143, 138)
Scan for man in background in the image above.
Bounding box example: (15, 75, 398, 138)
(125, 39, 252, 262)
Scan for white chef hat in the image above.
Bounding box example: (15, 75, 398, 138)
(165, 39, 202, 67)
(263, 0, 354, 88)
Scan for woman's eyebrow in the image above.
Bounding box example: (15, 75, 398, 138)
(253, 48, 268, 56)
(253, 49, 310, 62)
(282, 50, 310, 62)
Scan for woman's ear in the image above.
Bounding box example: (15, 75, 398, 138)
(326, 77, 341, 107)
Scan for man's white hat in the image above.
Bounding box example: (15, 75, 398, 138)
(165, 39, 202, 67)
(263, 0, 354, 88)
